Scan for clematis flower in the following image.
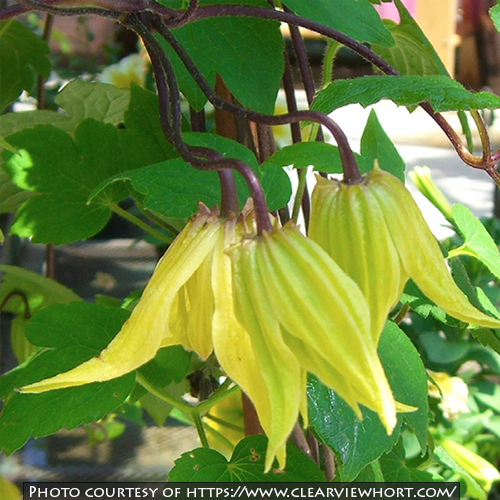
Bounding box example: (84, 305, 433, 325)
(20, 204, 224, 392)
(441, 439, 500, 493)
(228, 222, 397, 452)
(427, 370, 470, 421)
(19, 200, 398, 471)
(309, 164, 500, 342)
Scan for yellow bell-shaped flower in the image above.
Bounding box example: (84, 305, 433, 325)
(228, 222, 397, 453)
(20, 204, 223, 393)
(19, 198, 399, 472)
(309, 164, 500, 341)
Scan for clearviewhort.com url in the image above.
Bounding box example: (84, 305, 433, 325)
(24, 482, 460, 500)
(225, 485, 458, 499)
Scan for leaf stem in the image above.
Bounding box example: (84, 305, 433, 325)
(109, 202, 172, 244)
(192, 411, 210, 448)
(196, 380, 240, 415)
(291, 166, 309, 224)
(0, 290, 31, 319)
(155, 24, 361, 182)
(136, 373, 193, 414)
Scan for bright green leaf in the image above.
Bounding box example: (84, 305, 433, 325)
(1, 91, 176, 245)
(168, 435, 325, 482)
(449, 204, 500, 281)
(0, 81, 130, 139)
(0, 302, 134, 455)
(282, 0, 393, 46)
(0, 20, 51, 112)
(3, 120, 132, 244)
(378, 321, 428, 452)
(490, 2, 500, 34)
(312, 76, 500, 115)
(372, 0, 449, 76)
(160, 11, 283, 113)
(360, 109, 405, 182)
(90, 133, 291, 218)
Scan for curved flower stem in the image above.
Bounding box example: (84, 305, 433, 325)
(109, 202, 173, 244)
(165, 0, 198, 27)
(17, 0, 122, 18)
(130, 13, 270, 232)
(291, 167, 308, 224)
(0, 4, 30, 20)
(196, 381, 240, 415)
(420, 103, 484, 168)
(155, 23, 361, 183)
(0, 290, 31, 319)
(471, 109, 491, 162)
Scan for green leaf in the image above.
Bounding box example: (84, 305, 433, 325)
(168, 435, 325, 482)
(118, 84, 177, 167)
(308, 321, 428, 481)
(0, 169, 34, 214)
(372, 0, 449, 76)
(401, 280, 464, 327)
(472, 380, 500, 412)
(378, 440, 440, 482)
(90, 133, 291, 218)
(162, 10, 284, 113)
(3, 120, 133, 244)
(282, 0, 393, 46)
(450, 204, 500, 281)
(139, 346, 192, 388)
(160, 6, 284, 114)
(0, 20, 51, 112)
(0, 302, 134, 455)
(2, 90, 175, 244)
(0, 81, 130, 139)
(261, 142, 371, 175)
(307, 374, 401, 482)
(0, 264, 81, 316)
(419, 332, 469, 365)
(312, 76, 500, 115)
(490, 2, 500, 34)
(378, 321, 429, 452)
(360, 109, 405, 182)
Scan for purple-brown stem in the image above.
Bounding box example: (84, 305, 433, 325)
(155, 22, 361, 182)
(130, 13, 268, 228)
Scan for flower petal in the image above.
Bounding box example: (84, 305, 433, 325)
(226, 224, 303, 471)
(256, 224, 397, 434)
(20, 206, 222, 393)
(369, 166, 500, 329)
(310, 175, 405, 342)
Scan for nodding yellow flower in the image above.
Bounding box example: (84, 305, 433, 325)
(20, 204, 223, 393)
(229, 222, 397, 466)
(440, 439, 500, 493)
(309, 164, 500, 341)
(19, 199, 398, 472)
